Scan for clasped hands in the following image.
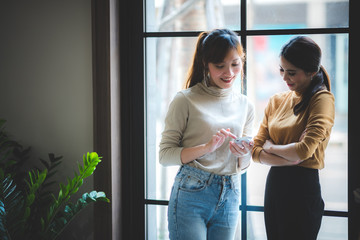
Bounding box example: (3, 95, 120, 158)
(206, 128, 253, 158)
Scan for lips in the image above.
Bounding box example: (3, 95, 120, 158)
(221, 76, 234, 83)
(286, 82, 295, 87)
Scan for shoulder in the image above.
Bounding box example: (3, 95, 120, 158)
(177, 84, 201, 98)
(268, 91, 292, 106)
(167, 90, 190, 112)
(312, 90, 335, 102)
(304, 90, 335, 121)
(169, 86, 202, 107)
(308, 90, 335, 112)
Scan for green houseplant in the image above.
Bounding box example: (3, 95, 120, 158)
(0, 119, 109, 240)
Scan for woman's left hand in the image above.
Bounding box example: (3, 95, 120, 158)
(263, 139, 274, 153)
(229, 140, 253, 158)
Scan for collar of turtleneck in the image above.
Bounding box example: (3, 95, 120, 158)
(197, 79, 233, 97)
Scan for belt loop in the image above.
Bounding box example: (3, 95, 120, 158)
(230, 175, 235, 189)
(207, 173, 214, 185)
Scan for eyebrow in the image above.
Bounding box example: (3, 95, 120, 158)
(279, 65, 296, 72)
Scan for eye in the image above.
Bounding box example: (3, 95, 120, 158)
(232, 63, 240, 67)
(288, 72, 296, 76)
(215, 65, 224, 69)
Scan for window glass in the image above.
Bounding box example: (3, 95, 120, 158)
(247, 211, 267, 239)
(146, 205, 169, 240)
(246, 34, 349, 211)
(145, 37, 197, 200)
(247, 0, 349, 30)
(318, 216, 348, 239)
(145, 0, 240, 32)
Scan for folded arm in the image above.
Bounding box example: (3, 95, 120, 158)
(259, 149, 302, 166)
(262, 140, 301, 162)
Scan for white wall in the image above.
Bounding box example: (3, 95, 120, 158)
(0, 1, 94, 239)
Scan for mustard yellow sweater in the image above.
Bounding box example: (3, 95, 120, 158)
(252, 90, 335, 169)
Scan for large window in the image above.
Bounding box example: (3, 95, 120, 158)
(144, 0, 349, 239)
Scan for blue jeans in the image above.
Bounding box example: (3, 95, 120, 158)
(168, 165, 240, 240)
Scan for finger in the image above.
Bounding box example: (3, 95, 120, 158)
(242, 141, 254, 150)
(230, 141, 244, 151)
(230, 142, 247, 157)
(220, 128, 238, 139)
(229, 142, 239, 154)
(228, 132, 238, 140)
(219, 128, 231, 137)
(217, 130, 227, 138)
(225, 128, 238, 139)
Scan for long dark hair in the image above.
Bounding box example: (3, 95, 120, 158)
(184, 29, 245, 89)
(280, 36, 331, 115)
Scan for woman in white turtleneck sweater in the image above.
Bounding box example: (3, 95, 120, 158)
(159, 29, 254, 240)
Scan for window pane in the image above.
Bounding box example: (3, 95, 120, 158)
(145, 0, 240, 32)
(145, 37, 197, 200)
(246, 34, 348, 211)
(146, 204, 169, 240)
(247, 0, 349, 30)
(247, 211, 267, 240)
(318, 216, 348, 239)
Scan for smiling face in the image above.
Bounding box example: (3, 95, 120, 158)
(207, 48, 242, 89)
(280, 56, 314, 93)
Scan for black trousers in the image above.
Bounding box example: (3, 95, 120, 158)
(264, 166, 324, 240)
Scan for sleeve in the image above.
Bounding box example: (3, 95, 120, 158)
(251, 98, 273, 163)
(159, 92, 189, 166)
(295, 91, 335, 160)
(242, 100, 255, 138)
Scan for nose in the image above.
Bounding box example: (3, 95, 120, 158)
(225, 66, 234, 76)
(282, 72, 289, 81)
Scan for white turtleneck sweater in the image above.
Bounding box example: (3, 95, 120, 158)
(159, 80, 254, 175)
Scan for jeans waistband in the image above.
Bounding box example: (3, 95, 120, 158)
(180, 164, 240, 187)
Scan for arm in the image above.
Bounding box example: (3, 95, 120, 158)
(295, 91, 335, 160)
(261, 92, 334, 162)
(159, 93, 188, 166)
(263, 140, 301, 162)
(259, 149, 302, 166)
(180, 132, 227, 164)
(252, 96, 301, 166)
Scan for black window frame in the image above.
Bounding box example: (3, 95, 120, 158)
(116, 0, 358, 239)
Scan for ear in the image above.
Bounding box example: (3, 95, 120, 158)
(306, 71, 317, 79)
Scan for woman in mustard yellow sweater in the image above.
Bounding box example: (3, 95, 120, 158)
(252, 36, 335, 240)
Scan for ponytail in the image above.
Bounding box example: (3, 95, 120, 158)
(293, 65, 331, 115)
(184, 32, 209, 89)
(320, 65, 331, 91)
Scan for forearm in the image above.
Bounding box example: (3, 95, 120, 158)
(259, 150, 301, 166)
(238, 152, 251, 170)
(265, 142, 301, 162)
(180, 144, 210, 164)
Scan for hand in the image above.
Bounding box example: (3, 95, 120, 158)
(205, 130, 227, 153)
(229, 139, 253, 158)
(263, 139, 274, 153)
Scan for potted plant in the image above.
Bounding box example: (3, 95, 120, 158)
(0, 119, 109, 240)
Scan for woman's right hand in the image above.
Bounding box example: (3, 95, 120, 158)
(180, 129, 227, 164)
(205, 130, 227, 153)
